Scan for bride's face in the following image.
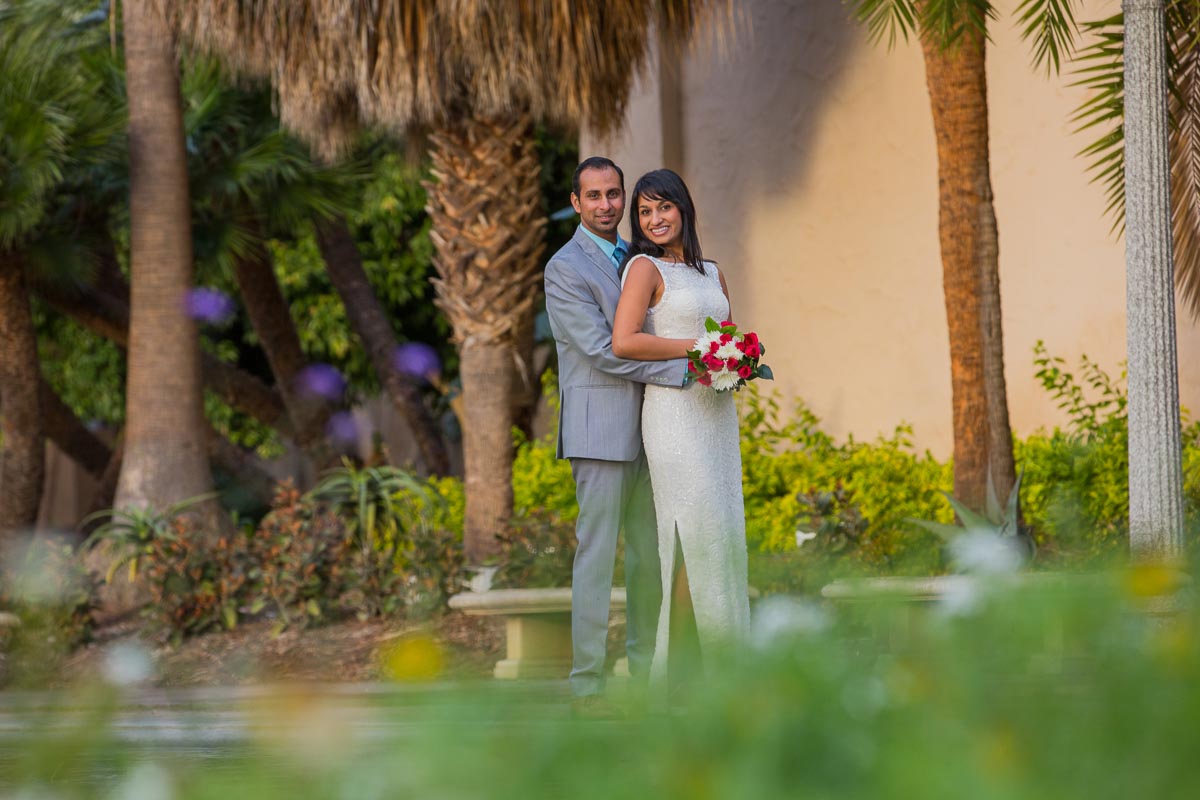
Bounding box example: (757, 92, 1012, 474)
(637, 195, 684, 253)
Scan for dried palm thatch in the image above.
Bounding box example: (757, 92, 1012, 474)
(157, 0, 723, 160)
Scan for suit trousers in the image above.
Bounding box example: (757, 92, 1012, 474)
(568, 453, 663, 697)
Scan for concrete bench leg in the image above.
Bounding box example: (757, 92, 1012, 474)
(493, 613, 572, 680)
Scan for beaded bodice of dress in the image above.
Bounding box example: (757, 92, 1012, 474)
(637, 256, 729, 340)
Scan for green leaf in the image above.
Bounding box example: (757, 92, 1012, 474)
(758, 365, 774, 381)
(941, 490, 994, 531)
(704, 317, 720, 333)
(906, 518, 965, 542)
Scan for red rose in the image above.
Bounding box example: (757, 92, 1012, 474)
(726, 358, 739, 370)
(738, 365, 753, 379)
(719, 333, 733, 344)
(745, 343, 760, 358)
(702, 355, 721, 370)
(720, 319, 734, 327)
(744, 332, 759, 346)
(687, 361, 698, 373)
(735, 341, 747, 352)
(709, 341, 721, 354)
(697, 374, 712, 386)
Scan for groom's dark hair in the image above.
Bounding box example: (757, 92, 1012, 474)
(572, 156, 625, 197)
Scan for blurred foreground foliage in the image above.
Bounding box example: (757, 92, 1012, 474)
(5, 566, 1200, 798)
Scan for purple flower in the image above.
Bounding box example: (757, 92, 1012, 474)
(183, 287, 236, 326)
(392, 342, 441, 383)
(326, 411, 359, 448)
(296, 363, 347, 401)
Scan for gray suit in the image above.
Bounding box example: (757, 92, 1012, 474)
(544, 227, 685, 697)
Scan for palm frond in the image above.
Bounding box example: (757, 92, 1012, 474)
(917, 0, 996, 50)
(1071, 2, 1200, 318)
(848, 0, 919, 49)
(1069, 14, 1125, 235)
(1173, 38, 1200, 314)
(1169, 1, 1200, 316)
(1014, 0, 1080, 74)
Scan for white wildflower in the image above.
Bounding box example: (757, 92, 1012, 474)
(795, 529, 817, 547)
(102, 642, 155, 687)
(750, 596, 831, 649)
(949, 531, 1025, 575)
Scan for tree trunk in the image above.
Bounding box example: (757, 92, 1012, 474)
(117, 0, 220, 529)
(0, 253, 45, 538)
(919, 26, 1014, 512)
(40, 380, 112, 479)
(424, 113, 547, 564)
(232, 239, 335, 468)
(315, 217, 449, 475)
(1125, 0, 1185, 559)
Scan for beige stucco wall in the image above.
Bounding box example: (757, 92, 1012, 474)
(584, 0, 1197, 456)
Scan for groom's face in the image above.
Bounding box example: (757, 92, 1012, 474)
(571, 167, 625, 241)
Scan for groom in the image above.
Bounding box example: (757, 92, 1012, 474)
(543, 157, 688, 712)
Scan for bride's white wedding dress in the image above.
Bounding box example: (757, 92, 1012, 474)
(623, 255, 751, 683)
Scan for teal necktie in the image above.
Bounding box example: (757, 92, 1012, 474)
(612, 245, 627, 270)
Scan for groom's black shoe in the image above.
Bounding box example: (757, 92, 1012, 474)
(570, 694, 623, 721)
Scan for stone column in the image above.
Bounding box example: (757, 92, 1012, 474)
(1124, 0, 1185, 560)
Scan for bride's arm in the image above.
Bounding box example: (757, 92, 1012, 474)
(613, 258, 697, 360)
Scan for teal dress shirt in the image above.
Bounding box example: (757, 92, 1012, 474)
(579, 225, 628, 270)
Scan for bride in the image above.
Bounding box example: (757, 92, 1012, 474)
(611, 169, 750, 693)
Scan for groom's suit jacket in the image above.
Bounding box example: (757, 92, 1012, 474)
(544, 227, 685, 461)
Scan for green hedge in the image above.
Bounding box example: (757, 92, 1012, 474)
(489, 348, 1200, 591)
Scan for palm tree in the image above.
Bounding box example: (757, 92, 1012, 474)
(159, 0, 720, 563)
(850, 0, 1081, 512)
(116, 0, 222, 530)
(0, 0, 121, 537)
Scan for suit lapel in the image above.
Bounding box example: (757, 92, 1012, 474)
(572, 227, 622, 291)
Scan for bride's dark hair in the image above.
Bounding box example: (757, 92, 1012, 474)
(624, 169, 707, 274)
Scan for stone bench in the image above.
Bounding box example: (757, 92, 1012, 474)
(448, 587, 627, 680)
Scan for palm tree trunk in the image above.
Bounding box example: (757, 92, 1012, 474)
(424, 113, 547, 564)
(0, 252, 45, 538)
(117, 0, 219, 529)
(919, 25, 1014, 512)
(1125, 0, 1185, 559)
(315, 217, 449, 475)
(232, 238, 335, 468)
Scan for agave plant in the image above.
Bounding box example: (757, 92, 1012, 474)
(82, 492, 220, 583)
(910, 468, 1035, 574)
(308, 459, 441, 553)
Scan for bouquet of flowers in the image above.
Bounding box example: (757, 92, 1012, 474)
(686, 318, 773, 391)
